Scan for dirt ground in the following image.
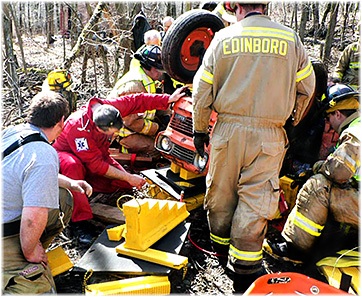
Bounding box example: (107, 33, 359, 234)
(50, 191, 330, 294)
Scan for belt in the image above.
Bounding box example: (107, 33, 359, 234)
(3, 220, 21, 237)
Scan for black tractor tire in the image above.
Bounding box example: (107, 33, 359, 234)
(162, 9, 225, 84)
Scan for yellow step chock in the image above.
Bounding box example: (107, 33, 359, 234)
(47, 246, 73, 276)
(116, 242, 188, 270)
(106, 224, 126, 241)
(146, 183, 204, 211)
(85, 275, 170, 295)
(122, 198, 189, 251)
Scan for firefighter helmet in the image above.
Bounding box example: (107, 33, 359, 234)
(323, 83, 359, 113)
(134, 45, 163, 70)
(47, 69, 72, 91)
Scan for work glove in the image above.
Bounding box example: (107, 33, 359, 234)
(193, 132, 209, 157)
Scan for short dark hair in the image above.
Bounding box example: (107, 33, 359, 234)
(93, 104, 123, 131)
(339, 109, 357, 118)
(239, 3, 267, 12)
(27, 91, 69, 128)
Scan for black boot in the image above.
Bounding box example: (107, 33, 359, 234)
(69, 221, 95, 245)
(229, 268, 267, 293)
(263, 235, 304, 264)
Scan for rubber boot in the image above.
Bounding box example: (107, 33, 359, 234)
(230, 268, 267, 293)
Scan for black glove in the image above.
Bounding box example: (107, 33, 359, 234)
(193, 132, 209, 157)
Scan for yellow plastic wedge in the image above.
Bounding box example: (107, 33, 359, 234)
(47, 246, 73, 276)
(122, 198, 189, 251)
(319, 265, 359, 295)
(317, 250, 360, 295)
(106, 224, 126, 241)
(116, 242, 188, 270)
(85, 275, 170, 295)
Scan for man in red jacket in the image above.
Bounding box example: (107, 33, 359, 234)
(53, 88, 186, 243)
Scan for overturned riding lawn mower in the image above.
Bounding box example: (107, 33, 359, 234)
(50, 9, 359, 295)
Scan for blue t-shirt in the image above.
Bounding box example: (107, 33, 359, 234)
(2, 124, 60, 223)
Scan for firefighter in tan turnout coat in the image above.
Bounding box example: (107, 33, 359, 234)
(192, 2, 315, 291)
(265, 84, 360, 261)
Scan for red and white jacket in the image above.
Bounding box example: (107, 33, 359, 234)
(53, 93, 171, 175)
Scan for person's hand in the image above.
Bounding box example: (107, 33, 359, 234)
(128, 174, 147, 189)
(69, 180, 93, 197)
(168, 86, 188, 104)
(24, 241, 48, 266)
(193, 132, 210, 157)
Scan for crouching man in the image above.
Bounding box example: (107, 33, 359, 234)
(2, 91, 92, 294)
(265, 84, 360, 263)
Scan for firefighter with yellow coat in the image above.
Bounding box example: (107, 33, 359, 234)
(265, 84, 360, 262)
(191, 2, 315, 292)
(108, 45, 169, 155)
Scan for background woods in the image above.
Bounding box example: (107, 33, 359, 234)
(1, 1, 360, 128)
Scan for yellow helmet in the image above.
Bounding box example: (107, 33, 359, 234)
(47, 69, 72, 91)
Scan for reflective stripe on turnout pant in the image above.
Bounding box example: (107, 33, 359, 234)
(204, 118, 287, 274)
(282, 173, 359, 253)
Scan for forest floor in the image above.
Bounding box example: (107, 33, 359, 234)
(1, 30, 352, 294)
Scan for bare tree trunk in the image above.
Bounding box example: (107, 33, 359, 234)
(2, 5, 22, 110)
(68, 3, 80, 49)
(185, 2, 192, 12)
(113, 2, 141, 80)
(7, 3, 27, 75)
(166, 2, 176, 18)
(81, 52, 89, 84)
(323, 2, 339, 68)
(61, 2, 107, 70)
(293, 3, 298, 31)
(27, 2, 32, 36)
(350, 3, 359, 36)
(299, 2, 310, 42)
(340, 3, 350, 48)
(282, 3, 287, 25)
(45, 3, 55, 48)
(312, 2, 320, 43)
(99, 45, 111, 87)
(320, 2, 331, 25)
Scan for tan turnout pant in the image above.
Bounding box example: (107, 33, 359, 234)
(2, 188, 73, 294)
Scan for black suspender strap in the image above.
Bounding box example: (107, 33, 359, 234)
(2, 133, 49, 158)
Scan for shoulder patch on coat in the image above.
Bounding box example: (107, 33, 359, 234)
(75, 137, 89, 151)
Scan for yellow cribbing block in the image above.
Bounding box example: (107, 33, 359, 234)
(279, 175, 299, 209)
(85, 275, 170, 295)
(47, 246, 73, 276)
(116, 242, 188, 270)
(106, 224, 126, 241)
(170, 162, 180, 174)
(123, 198, 189, 251)
(179, 167, 203, 180)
